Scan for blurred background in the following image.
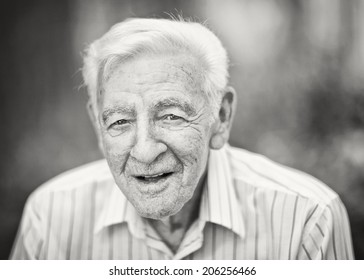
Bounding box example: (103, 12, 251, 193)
(1, 0, 363, 259)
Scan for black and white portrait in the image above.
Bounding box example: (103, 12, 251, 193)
(1, 0, 363, 260)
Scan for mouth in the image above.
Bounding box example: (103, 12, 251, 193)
(134, 172, 174, 183)
(131, 171, 175, 195)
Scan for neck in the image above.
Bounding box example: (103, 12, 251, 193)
(147, 171, 207, 253)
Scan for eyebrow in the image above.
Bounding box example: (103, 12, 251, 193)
(101, 106, 135, 124)
(101, 98, 197, 124)
(153, 98, 196, 116)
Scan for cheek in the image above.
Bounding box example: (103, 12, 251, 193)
(101, 134, 133, 172)
(162, 126, 210, 169)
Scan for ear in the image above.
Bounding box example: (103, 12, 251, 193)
(209, 86, 237, 150)
(87, 101, 105, 155)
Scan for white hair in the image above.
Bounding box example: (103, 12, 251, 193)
(82, 17, 229, 116)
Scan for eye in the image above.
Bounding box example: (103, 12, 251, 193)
(108, 119, 130, 130)
(163, 114, 183, 121)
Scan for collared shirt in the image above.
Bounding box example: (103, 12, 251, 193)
(10, 145, 354, 259)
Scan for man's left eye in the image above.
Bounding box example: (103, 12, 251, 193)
(163, 114, 183, 121)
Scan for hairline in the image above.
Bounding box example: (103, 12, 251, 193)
(95, 49, 221, 119)
(83, 18, 229, 121)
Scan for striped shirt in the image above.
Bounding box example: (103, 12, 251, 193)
(10, 145, 354, 259)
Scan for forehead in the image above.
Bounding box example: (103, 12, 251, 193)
(101, 53, 204, 103)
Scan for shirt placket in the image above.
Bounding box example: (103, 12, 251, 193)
(144, 222, 174, 259)
(173, 219, 206, 260)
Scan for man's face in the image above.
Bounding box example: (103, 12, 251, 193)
(97, 53, 216, 220)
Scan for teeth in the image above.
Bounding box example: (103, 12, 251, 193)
(144, 173, 164, 178)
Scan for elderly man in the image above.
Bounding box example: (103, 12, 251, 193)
(11, 18, 353, 260)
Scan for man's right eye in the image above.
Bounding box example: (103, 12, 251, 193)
(108, 119, 130, 130)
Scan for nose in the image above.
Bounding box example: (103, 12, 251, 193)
(129, 120, 167, 164)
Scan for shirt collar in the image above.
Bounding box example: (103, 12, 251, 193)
(95, 145, 245, 239)
(199, 145, 245, 239)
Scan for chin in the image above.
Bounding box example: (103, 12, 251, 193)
(134, 198, 184, 220)
(136, 208, 173, 220)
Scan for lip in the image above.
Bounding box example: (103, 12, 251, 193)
(133, 171, 173, 179)
(132, 172, 175, 195)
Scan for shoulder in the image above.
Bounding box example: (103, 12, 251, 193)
(26, 159, 113, 206)
(222, 145, 353, 259)
(225, 145, 339, 206)
(14, 159, 116, 259)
